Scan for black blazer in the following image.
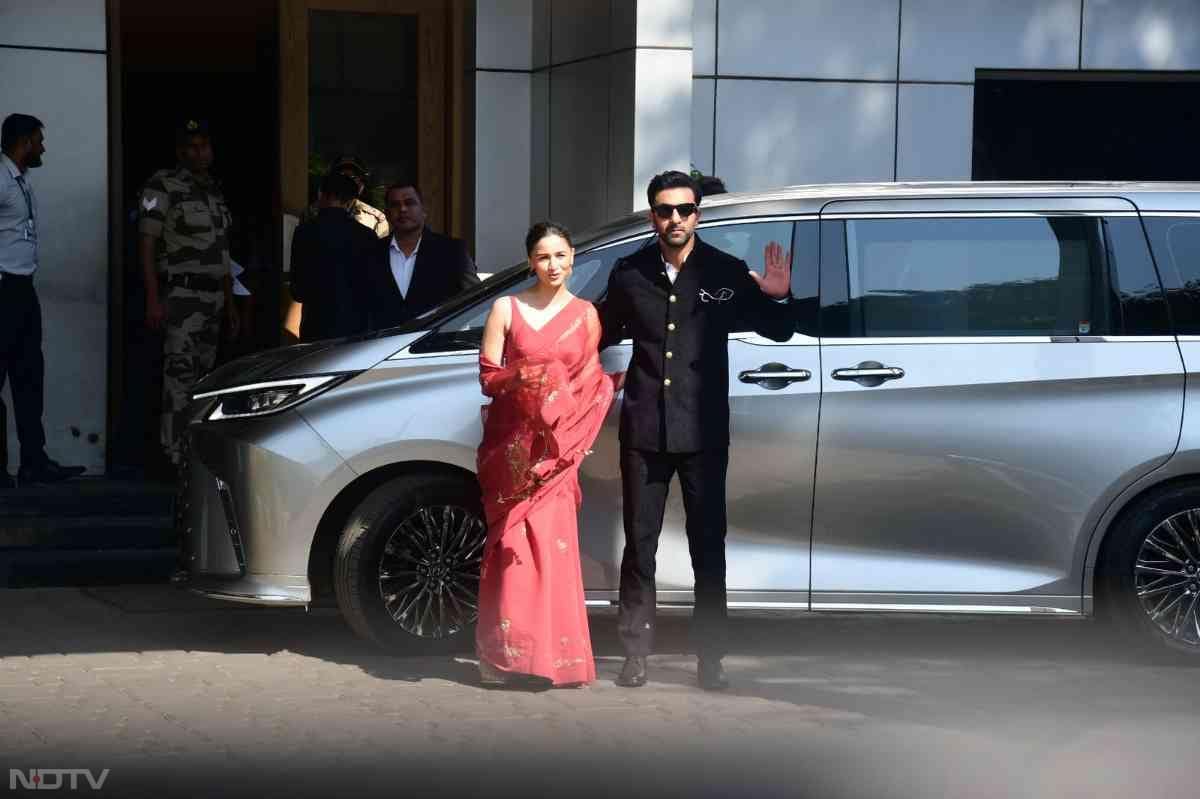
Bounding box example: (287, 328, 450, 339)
(365, 228, 479, 330)
(598, 236, 795, 453)
(290, 207, 378, 342)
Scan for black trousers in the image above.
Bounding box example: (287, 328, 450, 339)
(618, 447, 730, 659)
(0, 274, 46, 468)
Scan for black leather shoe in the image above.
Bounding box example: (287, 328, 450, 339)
(615, 656, 647, 687)
(17, 458, 86, 484)
(698, 658, 729, 691)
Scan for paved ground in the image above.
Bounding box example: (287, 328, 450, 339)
(0, 585, 1197, 799)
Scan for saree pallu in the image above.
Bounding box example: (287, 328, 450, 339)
(475, 297, 616, 685)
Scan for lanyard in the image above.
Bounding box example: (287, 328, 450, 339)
(14, 174, 34, 224)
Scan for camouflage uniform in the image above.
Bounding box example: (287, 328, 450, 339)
(303, 198, 389, 239)
(138, 167, 230, 465)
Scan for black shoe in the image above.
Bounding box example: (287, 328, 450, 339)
(698, 658, 729, 691)
(17, 458, 86, 484)
(615, 656, 647, 688)
(0, 472, 13, 490)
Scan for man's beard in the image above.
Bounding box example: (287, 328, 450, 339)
(26, 154, 42, 168)
(660, 228, 692, 250)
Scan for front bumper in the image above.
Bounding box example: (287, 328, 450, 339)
(188, 573, 311, 606)
(179, 410, 353, 606)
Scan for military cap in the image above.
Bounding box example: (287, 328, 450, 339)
(175, 118, 211, 140)
(332, 155, 370, 179)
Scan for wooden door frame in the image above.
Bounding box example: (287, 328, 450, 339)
(278, 0, 467, 235)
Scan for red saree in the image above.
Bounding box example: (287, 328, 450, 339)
(475, 296, 616, 686)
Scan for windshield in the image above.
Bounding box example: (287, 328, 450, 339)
(357, 262, 531, 340)
(407, 236, 652, 354)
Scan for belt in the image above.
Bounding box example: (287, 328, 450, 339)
(166, 273, 222, 292)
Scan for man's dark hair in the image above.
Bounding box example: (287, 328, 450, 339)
(646, 170, 700, 208)
(1, 114, 44, 154)
(698, 175, 727, 196)
(320, 172, 359, 204)
(385, 181, 424, 206)
(525, 221, 573, 255)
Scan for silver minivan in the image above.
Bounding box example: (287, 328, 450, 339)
(181, 181, 1200, 657)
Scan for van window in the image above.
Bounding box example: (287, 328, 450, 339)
(409, 236, 649, 353)
(1144, 217, 1200, 334)
(700, 220, 817, 336)
(1104, 217, 1172, 336)
(824, 216, 1120, 337)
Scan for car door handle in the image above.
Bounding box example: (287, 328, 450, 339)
(738, 363, 811, 389)
(831, 361, 905, 386)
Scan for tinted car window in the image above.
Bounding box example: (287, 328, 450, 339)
(824, 216, 1118, 337)
(409, 236, 649, 353)
(1104, 217, 1172, 336)
(1144, 216, 1200, 334)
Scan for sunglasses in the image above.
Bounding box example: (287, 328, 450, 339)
(652, 202, 698, 219)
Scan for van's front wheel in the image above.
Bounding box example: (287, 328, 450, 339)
(334, 472, 487, 652)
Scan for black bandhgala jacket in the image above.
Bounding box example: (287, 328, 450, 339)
(598, 235, 795, 453)
(289, 207, 378, 342)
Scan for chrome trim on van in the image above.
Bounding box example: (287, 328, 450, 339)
(811, 602, 1080, 615)
(1140, 212, 1200, 217)
(700, 215, 819, 226)
(821, 336, 1174, 346)
(823, 211, 1140, 220)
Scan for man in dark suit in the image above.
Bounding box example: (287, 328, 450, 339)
(599, 170, 794, 691)
(290, 172, 377, 343)
(365, 182, 478, 331)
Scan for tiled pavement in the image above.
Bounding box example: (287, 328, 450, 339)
(0, 586, 1197, 799)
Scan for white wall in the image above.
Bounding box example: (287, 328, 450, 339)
(1083, 0, 1200, 70)
(692, 0, 1200, 193)
(479, 0, 1200, 253)
(1, 1, 108, 474)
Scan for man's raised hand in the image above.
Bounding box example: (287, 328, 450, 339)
(748, 240, 791, 299)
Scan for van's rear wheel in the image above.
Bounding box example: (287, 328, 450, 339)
(334, 472, 486, 652)
(1103, 484, 1200, 657)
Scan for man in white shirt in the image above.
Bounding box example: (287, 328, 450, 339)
(0, 114, 85, 486)
(365, 182, 478, 330)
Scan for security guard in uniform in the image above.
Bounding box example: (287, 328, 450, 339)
(138, 118, 237, 468)
(304, 155, 389, 239)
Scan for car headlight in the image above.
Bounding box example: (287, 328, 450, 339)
(192, 374, 350, 421)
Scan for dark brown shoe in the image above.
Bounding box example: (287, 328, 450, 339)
(698, 657, 729, 691)
(615, 656, 647, 687)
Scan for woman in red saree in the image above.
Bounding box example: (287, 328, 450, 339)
(475, 222, 620, 687)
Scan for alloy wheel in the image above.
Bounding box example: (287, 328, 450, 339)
(378, 504, 486, 639)
(1135, 508, 1200, 648)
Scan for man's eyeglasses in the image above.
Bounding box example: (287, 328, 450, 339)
(652, 202, 698, 220)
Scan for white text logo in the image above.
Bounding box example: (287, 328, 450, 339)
(9, 769, 110, 791)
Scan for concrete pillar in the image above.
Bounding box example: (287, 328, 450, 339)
(473, 0, 694, 268)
